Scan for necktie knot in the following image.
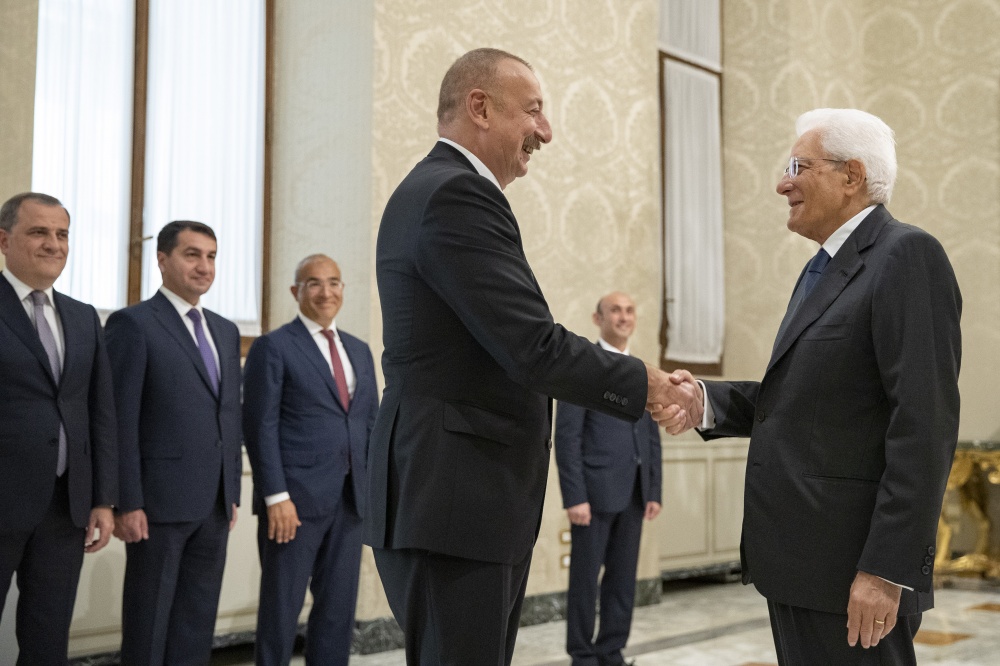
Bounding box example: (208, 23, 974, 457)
(30, 290, 49, 307)
(321, 329, 335, 343)
(808, 248, 831, 275)
(186, 308, 202, 324)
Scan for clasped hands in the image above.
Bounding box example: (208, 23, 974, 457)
(645, 366, 703, 434)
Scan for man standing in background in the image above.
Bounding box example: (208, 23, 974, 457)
(244, 254, 378, 665)
(0, 192, 117, 665)
(556, 292, 662, 666)
(106, 221, 242, 665)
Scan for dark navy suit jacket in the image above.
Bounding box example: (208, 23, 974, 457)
(242, 317, 378, 519)
(555, 348, 662, 514)
(0, 273, 117, 531)
(105, 290, 242, 522)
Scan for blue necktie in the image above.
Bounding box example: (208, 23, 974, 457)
(30, 291, 67, 476)
(798, 248, 831, 301)
(186, 309, 220, 395)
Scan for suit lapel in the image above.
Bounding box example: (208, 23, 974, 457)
(52, 291, 80, 385)
(766, 206, 889, 373)
(0, 273, 58, 385)
(149, 291, 217, 397)
(288, 317, 347, 412)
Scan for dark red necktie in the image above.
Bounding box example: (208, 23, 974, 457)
(321, 329, 350, 409)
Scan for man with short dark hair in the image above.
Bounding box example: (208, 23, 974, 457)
(667, 109, 962, 665)
(244, 254, 378, 666)
(368, 48, 700, 664)
(106, 220, 242, 665)
(556, 292, 661, 666)
(0, 192, 117, 665)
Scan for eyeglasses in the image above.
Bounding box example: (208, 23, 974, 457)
(783, 156, 845, 179)
(300, 279, 345, 292)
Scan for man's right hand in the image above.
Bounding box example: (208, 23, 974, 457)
(646, 365, 703, 434)
(114, 509, 149, 543)
(267, 499, 302, 544)
(566, 502, 592, 527)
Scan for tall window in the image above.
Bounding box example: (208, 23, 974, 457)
(659, 0, 725, 374)
(32, 0, 267, 336)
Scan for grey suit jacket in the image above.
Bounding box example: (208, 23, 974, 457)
(701, 205, 961, 615)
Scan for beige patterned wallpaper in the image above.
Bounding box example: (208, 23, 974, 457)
(364, 0, 662, 609)
(722, 0, 1000, 440)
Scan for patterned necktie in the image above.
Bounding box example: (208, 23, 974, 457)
(30, 290, 67, 476)
(186, 309, 220, 395)
(321, 329, 351, 410)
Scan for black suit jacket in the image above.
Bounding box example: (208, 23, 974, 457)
(701, 205, 961, 615)
(243, 317, 378, 519)
(366, 142, 648, 565)
(105, 291, 242, 523)
(0, 273, 117, 530)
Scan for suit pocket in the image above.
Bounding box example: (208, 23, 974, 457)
(442, 401, 520, 447)
(801, 472, 878, 486)
(800, 321, 851, 341)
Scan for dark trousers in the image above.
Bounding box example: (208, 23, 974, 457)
(767, 599, 922, 666)
(120, 502, 229, 666)
(254, 486, 363, 666)
(374, 546, 533, 666)
(0, 475, 83, 666)
(566, 486, 645, 666)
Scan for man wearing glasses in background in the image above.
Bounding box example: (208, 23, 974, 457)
(663, 109, 961, 665)
(243, 254, 378, 666)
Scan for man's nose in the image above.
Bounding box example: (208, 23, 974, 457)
(536, 113, 553, 144)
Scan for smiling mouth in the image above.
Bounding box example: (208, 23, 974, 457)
(522, 136, 540, 155)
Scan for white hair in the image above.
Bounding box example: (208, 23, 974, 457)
(795, 108, 897, 204)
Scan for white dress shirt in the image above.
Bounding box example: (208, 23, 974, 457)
(2, 269, 65, 365)
(438, 137, 502, 192)
(598, 337, 629, 356)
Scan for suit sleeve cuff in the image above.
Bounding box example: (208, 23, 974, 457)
(264, 492, 290, 507)
(697, 380, 716, 429)
(877, 575, 913, 591)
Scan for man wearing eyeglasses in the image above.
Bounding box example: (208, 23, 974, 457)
(663, 109, 961, 665)
(243, 254, 378, 666)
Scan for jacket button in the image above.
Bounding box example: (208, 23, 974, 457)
(924, 556, 933, 565)
(634, 456, 641, 465)
(921, 565, 931, 575)
(927, 546, 936, 556)
(216, 440, 223, 448)
(756, 411, 766, 422)
(621, 397, 628, 407)
(609, 393, 617, 401)
(603, 391, 611, 400)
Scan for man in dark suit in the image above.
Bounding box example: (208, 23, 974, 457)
(667, 109, 961, 665)
(0, 192, 117, 665)
(105, 220, 242, 665)
(367, 48, 700, 665)
(243, 254, 378, 666)
(556, 292, 662, 666)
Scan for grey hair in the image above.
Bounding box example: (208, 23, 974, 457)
(293, 253, 335, 285)
(0, 192, 69, 232)
(796, 108, 897, 205)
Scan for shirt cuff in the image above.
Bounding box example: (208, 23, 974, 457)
(696, 380, 716, 429)
(264, 492, 290, 507)
(878, 575, 913, 591)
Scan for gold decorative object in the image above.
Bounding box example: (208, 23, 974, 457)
(935, 441, 1000, 579)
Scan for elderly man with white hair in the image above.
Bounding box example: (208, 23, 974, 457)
(663, 108, 962, 665)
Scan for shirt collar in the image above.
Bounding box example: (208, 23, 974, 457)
(598, 337, 630, 356)
(159, 285, 203, 319)
(437, 137, 502, 192)
(822, 205, 876, 258)
(1, 269, 55, 307)
(298, 311, 338, 338)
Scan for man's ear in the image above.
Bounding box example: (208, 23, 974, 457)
(844, 159, 866, 193)
(466, 89, 490, 129)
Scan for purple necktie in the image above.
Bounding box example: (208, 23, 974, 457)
(186, 309, 220, 394)
(30, 291, 67, 476)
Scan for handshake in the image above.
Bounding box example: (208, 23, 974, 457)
(645, 367, 703, 435)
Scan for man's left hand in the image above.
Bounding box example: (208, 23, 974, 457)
(847, 570, 901, 648)
(84, 507, 114, 553)
(644, 501, 661, 521)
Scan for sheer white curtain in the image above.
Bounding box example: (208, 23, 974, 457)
(141, 0, 266, 335)
(659, 0, 724, 365)
(32, 0, 134, 312)
(662, 61, 725, 363)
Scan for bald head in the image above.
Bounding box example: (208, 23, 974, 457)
(593, 292, 636, 352)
